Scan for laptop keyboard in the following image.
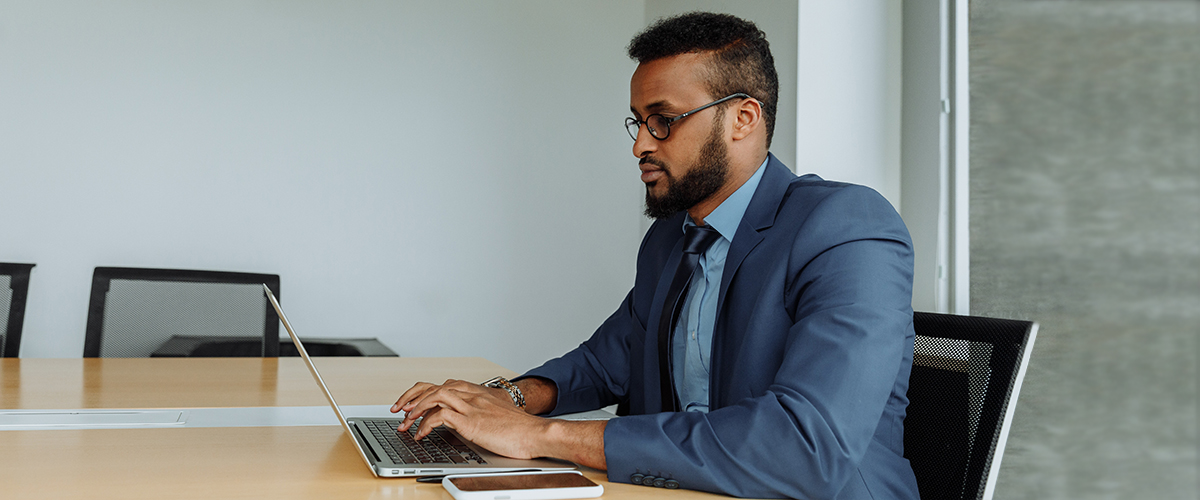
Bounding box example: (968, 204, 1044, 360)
(362, 419, 488, 465)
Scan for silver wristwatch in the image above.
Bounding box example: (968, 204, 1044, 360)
(482, 376, 526, 410)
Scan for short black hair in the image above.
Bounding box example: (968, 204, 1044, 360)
(628, 12, 779, 148)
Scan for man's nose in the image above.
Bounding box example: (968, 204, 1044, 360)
(632, 124, 657, 158)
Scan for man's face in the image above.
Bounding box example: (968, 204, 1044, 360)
(629, 54, 731, 219)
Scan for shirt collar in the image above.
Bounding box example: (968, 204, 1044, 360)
(683, 156, 770, 242)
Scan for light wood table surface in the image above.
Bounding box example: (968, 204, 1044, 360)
(0, 357, 726, 500)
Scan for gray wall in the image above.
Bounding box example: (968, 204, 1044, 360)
(1, 1, 814, 372)
(0, 0, 647, 372)
(970, 1, 1199, 498)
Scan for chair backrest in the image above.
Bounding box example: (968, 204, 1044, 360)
(904, 312, 1038, 500)
(84, 267, 281, 358)
(1, 263, 36, 358)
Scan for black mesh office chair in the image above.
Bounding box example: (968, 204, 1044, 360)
(904, 312, 1038, 500)
(1, 263, 36, 358)
(83, 267, 281, 357)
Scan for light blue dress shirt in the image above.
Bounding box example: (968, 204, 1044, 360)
(672, 158, 768, 412)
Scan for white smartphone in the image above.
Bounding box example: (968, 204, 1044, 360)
(441, 471, 604, 500)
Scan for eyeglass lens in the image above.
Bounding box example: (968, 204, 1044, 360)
(625, 115, 671, 141)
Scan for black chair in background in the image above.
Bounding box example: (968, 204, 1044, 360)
(904, 312, 1038, 500)
(84, 267, 281, 358)
(1, 263, 36, 358)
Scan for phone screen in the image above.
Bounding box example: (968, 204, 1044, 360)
(448, 473, 599, 491)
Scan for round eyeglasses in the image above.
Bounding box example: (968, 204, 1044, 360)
(625, 93, 751, 141)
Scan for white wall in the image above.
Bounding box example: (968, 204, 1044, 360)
(796, 1, 903, 208)
(0, 0, 646, 372)
(901, 0, 947, 313)
(900, 0, 970, 314)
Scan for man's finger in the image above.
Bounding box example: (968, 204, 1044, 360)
(392, 382, 439, 413)
(401, 385, 475, 432)
(413, 406, 450, 440)
(412, 407, 451, 438)
(392, 382, 430, 410)
(407, 386, 471, 420)
(412, 399, 469, 440)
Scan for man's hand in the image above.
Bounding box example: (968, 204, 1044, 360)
(389, 379, 607, 469)
(391, 379, 547, 459)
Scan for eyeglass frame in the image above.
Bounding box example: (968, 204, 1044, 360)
(625, 93, 752, 141)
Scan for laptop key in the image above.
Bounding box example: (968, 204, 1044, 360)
(365, 419, 470, 465)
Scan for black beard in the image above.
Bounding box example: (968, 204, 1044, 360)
(643, 123, 730, 220)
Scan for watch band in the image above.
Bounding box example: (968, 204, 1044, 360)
(482, 376, 526, 410)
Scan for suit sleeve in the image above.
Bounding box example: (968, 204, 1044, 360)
(603, 186, 915, 499)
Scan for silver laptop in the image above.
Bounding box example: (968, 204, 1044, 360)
(262, 284, 574, 478)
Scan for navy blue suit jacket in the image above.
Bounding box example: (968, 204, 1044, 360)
(523, 155, 919, 499)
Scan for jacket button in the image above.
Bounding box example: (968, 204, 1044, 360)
(664, 479, 680, 489)
(630, 474, 644, 485)
(641, 475, 657, 486)
(652, 478, 666, 488)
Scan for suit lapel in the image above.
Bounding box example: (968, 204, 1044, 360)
(710, 154, 796, 407)
(716, 154, 795, 309)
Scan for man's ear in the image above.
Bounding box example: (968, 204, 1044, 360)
(730, 98, 763, 141)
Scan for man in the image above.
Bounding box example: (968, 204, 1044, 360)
(392, 12, 919, 499)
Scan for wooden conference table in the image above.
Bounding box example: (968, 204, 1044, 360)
(0, 357, 726, 500)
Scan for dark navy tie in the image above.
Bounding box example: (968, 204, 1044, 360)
(657, 224, 722, 412)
